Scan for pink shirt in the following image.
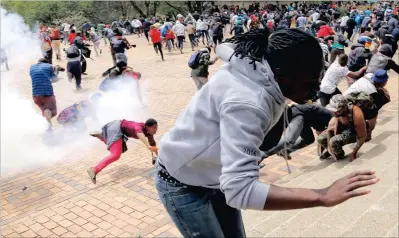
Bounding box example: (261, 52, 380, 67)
(120, 120, 156, 146)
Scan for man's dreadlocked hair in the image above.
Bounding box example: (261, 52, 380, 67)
(224, 28, 323, 79)
(224, 28, 271, 70)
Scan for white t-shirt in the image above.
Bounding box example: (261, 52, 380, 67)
(64, 24, 70, 32)
(340, 16, 349, 27)
(343, 74, 377, 96)
(311, 12, 320, 22)
(320, 62, 350, 94)
(131, 20, 142, 28)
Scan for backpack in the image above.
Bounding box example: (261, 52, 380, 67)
(345, 92, 377, 121)
(81, 46, 91, 58)
(236, 16, 243, 26)
(66, 45, 80, 58)
(188, 51, 203, 69)
(355, 15, 362, 25)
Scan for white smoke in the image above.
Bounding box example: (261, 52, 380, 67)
(1, 8, 148, 178)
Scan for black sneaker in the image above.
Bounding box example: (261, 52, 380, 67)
(277, 151, 292, 160)
(319, 151, 331, 160)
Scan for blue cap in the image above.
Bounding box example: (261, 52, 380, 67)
(372, 69, 389, 83)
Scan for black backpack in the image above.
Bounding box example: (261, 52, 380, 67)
(66, 45, 80, 58)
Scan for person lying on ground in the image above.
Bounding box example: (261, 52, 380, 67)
(260, 103, 332, 165)
(87, 118, 158, 184)
(56, 93, 102, 131)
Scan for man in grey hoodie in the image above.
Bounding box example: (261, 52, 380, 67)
(155, 28, 379, 237)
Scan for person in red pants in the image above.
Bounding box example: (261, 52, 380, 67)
(87, 119, 158, 184)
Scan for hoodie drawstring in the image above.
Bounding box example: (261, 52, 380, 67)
(282, 102, 292, 174)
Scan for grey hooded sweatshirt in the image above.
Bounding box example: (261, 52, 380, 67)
(158, 43, 286, 210)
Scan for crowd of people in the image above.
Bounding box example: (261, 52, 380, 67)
(20, 1, 399, 237)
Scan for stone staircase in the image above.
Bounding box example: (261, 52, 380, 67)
(243, 116, 399, 237)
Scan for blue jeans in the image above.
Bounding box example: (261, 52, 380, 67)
(155, 167, 246, 238)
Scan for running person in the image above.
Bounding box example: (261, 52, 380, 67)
(30, 58, 63, 131)
(87, 119, 158, 184)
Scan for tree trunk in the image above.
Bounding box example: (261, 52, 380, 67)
(165, 1, 186, 15)
(151, 1, 160, 17)
(145, 1, 150, 18)
(185, 1, 195, 13)
(130, 1, 147, 18)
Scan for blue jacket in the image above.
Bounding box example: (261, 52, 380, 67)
(30, 62, 56, 96)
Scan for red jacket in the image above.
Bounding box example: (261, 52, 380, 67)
(149, 28, 161, 43)
(317, 25, 334, 38)
(68, 33, 76, 45)
(50, 28, 60, 40)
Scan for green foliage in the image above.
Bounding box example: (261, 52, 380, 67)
(1, 0, 215, 27)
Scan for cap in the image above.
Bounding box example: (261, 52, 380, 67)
(358, 36, 372, 44)
(372, 69, 389, 83)
(326, 94, 348, 112)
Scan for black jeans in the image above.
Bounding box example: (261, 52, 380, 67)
(347, 28, 354, 40)
(318, 88, 342, 107)
(81, 55, 86, 74)
(46, 49, 53, 65)
(177, 35, 184, 50)
(213, 35, 223, 47)
(67, 61, 82, 88)
(188, 34, 196, 49)
(144, 30, 149, 42)
(153, 42, 164, 59)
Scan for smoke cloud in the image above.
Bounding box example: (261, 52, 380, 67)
(1, 8, 147, 178)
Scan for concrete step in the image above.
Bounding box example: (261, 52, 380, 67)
(244, 117, 399, 237)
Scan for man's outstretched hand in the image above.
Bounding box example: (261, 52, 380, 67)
(319, 170, 379, 207)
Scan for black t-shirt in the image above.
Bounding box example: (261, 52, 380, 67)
(291, 104, 333, 131)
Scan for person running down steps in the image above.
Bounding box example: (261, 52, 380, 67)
(87, 119, 158, 184)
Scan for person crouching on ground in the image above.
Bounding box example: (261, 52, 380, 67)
(30, 58, 64, 131)
(56, 93, 101, 131)
(87, 119, 158, 184)
(317, 94, 367, 162)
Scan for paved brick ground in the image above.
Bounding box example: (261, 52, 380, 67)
(1, 34, 398, 237)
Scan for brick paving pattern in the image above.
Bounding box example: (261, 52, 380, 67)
(1, 35, 398, 237)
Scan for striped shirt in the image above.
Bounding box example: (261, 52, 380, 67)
(30, 62, 56, 96)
